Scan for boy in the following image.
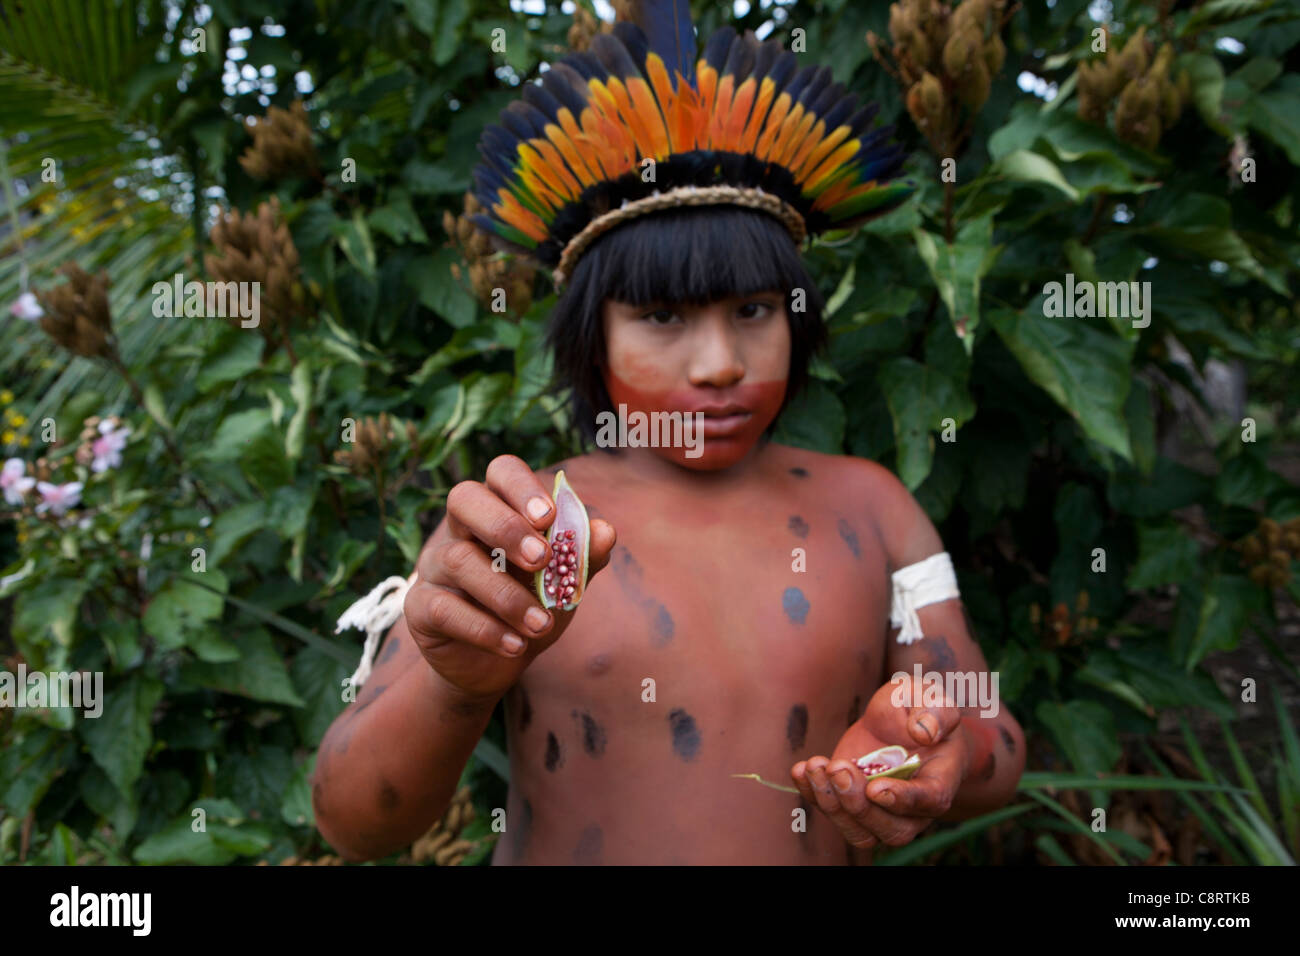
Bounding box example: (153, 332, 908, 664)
(311, 4, 1025, 864)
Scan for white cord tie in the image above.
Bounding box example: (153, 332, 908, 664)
(337, 572, 417, 690)
(889, 552, 960, 644)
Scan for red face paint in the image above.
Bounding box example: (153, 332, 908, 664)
(602, 370, 787, 471)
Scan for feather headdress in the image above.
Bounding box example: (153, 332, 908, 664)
(471, 0, 915, 285)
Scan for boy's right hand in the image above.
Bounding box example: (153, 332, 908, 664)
(404, 455, 616, 704)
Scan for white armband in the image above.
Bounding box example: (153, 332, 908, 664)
(336, 571, 417, 690)
(889, 552, 960, 645)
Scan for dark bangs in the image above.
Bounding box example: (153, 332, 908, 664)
(547, 204, 827, 443)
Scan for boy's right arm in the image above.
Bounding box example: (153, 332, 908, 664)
(310, 455, 615, 861)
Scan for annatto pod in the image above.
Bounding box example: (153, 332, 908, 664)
(534, 470, 590, 612)
(855, 745, 922, 781)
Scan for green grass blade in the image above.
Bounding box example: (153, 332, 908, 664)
(1035, 833, 1077, 865)
(1017, 772, 1239, 794)
(1024, 790, 1127, 865)
(875, 802, 1040, 866)
(1141, 741, 1247, 865)
(1229, 793, 1294, 866)
(1274, 691, 1300, 794)
(1276, 754, 1299, 857)
(472, 737, 510, 784)
(1219, 717, 1271, 820)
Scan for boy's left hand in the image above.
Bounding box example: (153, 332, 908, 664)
(789, 674, 971, 851)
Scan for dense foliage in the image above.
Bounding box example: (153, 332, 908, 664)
(1, 0, 1297, 865)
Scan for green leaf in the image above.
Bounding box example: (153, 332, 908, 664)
(1035, 699, 1122, 807)
(80, 673, 165, 798)
(368, 193, 429, 244)
(208, 499, 270, 567)
(281, 753, 318, 828)
(912, 211, 1002, 353)
(333, 208, 376, 280)
(1215, 452, 1287, 506)
(1127, 523, 1201, 589)
(142, 568, 229, 652)
(215, 746, 296, 823)
(290, 646, 351, 748)
(1174, 573, 1267, 670)
(988, 306, 1133, 461)
(11, 575, 91, 667)
(285, 357, 313, 462)
(1247, 75, 1300, 165)
(196, 331, 263, 393)
(199, 407, 273, 463)
(179, 629, 305, 707)
(435, 0, 471, 66)
(412, 248, 478, 327)
(0, 727, 77, 817)
(133, 807, 241, 865)
(1179, 53, 1228, 135)
(989, 149, 1079, 201)
(79, 763, 138, 838)
(877, 357, 975, 490)
(771, 380, 847, 455)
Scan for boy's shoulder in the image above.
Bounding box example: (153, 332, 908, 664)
(772, 444, 938, 567)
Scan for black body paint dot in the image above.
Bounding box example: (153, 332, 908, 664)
(512, 798, 532, 861)
(378, 780, 400, 811)
(651, 603, 675, 646)
(782, 587, 810, 626)
(837, 518, 861, 559)
(544, 731, 564, 772)
(999, 725, 1016, 753)
(790, 467, 809, 478)
(517, 686, 533, 733)
(981, 752, 997, 781)
(845, 694, 862, 728)
(571, 709, 607, 757)
(925, 635, 958, 672)
(786, 704, 809, 751)
(573, 825, 604, 864)
(350, 682, 389, 719)
(668, 709, 701, 761)
(788, 515, 809, 538)
(379, 635, 401, 664)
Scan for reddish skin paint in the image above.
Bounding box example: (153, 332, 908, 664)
(311, 289, 1026, 865)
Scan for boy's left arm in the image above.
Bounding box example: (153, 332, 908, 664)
(791, 461, 1025, 850)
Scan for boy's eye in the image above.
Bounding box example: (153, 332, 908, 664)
(641, 308, 679, 325)
(737, 301, 773, 319)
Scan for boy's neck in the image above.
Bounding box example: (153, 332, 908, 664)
(605, 440, 773, 489)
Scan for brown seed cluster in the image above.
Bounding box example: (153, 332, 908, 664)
(35, 263, 118, 360)
(410, 785, 479, 866)
(238, 100, 319, 181)
(869, 0, 1009, 154)
(442, 192, 536, 317)
(203, 195, 308, 349)
(1030, 590, 1100, 646)
(1077, 26, 1189, 151)
(333, 412, 411, 477)
(1239, 517, 1300, 589)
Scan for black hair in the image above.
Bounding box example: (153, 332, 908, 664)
(545, 204, 827, 443)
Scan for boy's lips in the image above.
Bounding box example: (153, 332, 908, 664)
(695, 407, 752, 437)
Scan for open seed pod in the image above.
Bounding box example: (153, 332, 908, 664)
(535, 470, 590, 611)
(855, 745, 923, 781)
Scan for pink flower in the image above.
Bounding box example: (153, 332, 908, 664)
(35, 480, 82, 515)
(1, 458, 36, 505)
(90, 419, 131, 473)
(9, 292, 43, 321)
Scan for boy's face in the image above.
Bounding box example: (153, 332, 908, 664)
(599, 290, 790, 471)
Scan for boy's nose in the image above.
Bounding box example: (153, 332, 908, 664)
(686, 320, 745, 387)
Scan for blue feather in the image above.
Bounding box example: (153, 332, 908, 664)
(628, 0, 696, 86)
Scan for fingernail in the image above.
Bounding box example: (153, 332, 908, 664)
(526, 496, 551, 521)
(521, 536, 546, 563)
(916, 714, 938, 742)
(875, 788, 895, 807)
(832, 770, 852, 792)
(500, 633, 525, 655)
(524, 607, 550, 633)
